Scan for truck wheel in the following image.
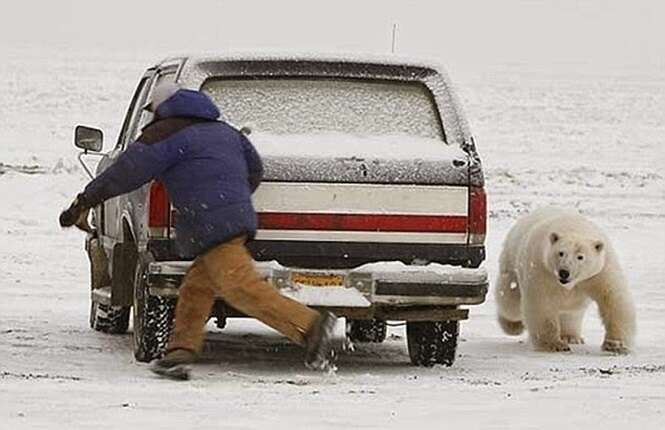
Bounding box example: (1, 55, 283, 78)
(90, 301, 130, 334)
(406, 320, 459, 367)
(346, 319, 387, 343)
(132, 256, 176, 363)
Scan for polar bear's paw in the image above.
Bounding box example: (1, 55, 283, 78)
(535, 340, 571, 352)
(561, 334, 585, 345)
(602, 339, 631, 355)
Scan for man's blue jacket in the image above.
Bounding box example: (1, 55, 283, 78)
(82, 89, 263, 258)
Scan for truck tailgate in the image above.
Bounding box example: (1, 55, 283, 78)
(253, 181, 469, 245)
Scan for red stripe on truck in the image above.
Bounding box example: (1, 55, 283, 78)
(258, 213, 467, 233)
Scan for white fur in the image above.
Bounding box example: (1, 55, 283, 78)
(495, 207, 636, 353)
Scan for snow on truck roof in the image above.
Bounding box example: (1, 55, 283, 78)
(157, 51, 450, 73)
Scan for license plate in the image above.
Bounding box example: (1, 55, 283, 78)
(290, 272, 345, 287)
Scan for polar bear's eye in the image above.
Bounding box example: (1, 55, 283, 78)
(577, 255, 584, 261)
(558, 251, 565, 257)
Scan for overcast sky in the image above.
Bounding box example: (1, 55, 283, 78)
(1, 0, 663, 69)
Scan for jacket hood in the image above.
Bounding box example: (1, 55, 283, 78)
(155, 89, 220, 121)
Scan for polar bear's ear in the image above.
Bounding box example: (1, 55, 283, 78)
(594, 241, 604, 252)
(549, 232, 559, 244)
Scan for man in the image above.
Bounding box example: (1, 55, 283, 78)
(60, 82, 335, 380)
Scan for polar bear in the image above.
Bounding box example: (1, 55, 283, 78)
(495, 207, 636, 353)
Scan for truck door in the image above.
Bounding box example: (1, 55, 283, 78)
(96, 74, 154, 250)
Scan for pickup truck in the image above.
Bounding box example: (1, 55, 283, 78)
(73, 54, 488, 367)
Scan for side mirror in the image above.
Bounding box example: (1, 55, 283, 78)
(75, 125, 103, 153)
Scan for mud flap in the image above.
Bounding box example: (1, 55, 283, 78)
(111, 242, 137, 306)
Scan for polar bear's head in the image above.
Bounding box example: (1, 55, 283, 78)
(544, 232, 605, 289)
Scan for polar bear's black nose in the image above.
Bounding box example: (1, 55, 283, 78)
(559, 269, 570, 281)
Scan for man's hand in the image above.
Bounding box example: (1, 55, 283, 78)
(59, 194, 90, 228)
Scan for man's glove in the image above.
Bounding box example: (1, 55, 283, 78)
(59, 194, 90, 228)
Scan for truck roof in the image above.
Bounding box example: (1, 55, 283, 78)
(156, 51, 449, 73)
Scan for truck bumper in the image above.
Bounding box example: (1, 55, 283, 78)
(145, 260, 488, 311)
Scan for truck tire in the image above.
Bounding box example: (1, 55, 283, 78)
(346, 319, 387, 343)
(90, 301, 130, 334)
(406, 320, 459, 367)
(132, 255, 176, 363)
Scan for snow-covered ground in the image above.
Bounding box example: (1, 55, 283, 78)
(1, 48, 664, 429)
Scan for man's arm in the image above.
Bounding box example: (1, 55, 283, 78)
(81, 140, 181, 207)
(241, 134, 264, 193)
(60, 139, 184, 228)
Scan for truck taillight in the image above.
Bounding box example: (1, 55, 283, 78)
(148, 181, 170, 228)
(469, 187, 486, 244)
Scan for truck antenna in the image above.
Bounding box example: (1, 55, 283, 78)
(391, 23, 398, 54)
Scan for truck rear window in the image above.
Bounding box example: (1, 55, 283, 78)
(201, 78, 444, 141)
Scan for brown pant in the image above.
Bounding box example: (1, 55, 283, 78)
(167, 237, 320, 354)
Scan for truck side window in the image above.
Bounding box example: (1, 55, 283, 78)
(131, 71, 177, 143)
(116, 76, 153, 149)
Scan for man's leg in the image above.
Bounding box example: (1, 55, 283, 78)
(167, 258, 217, 354)
(200, 237, 320, 345)
(151, 258, 215, 380)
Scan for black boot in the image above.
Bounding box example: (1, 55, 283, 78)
(304, 311, 337, 370)
(150, 349, 196, 381)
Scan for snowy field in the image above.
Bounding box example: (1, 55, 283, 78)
(1, 47, 664, 429)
